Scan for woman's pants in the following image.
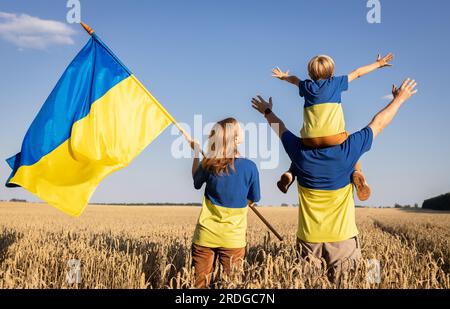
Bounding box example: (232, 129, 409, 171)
(192, 244, 246, 288)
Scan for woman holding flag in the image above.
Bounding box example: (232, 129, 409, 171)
(190, 118, 261, 288)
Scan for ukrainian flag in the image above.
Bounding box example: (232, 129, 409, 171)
(5, 33, 175, 217)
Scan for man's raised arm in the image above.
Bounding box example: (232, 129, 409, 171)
(368, 78, 418, 138)
(251, 95, 287, 138)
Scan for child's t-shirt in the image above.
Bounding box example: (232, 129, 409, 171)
(299, 75, 349, 138)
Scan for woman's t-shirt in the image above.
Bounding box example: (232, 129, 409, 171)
(192, 158, 261, 248)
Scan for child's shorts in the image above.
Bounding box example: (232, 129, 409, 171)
(301, 131, 349, 148)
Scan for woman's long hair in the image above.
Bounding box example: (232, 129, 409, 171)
(202, 118, 240, 175)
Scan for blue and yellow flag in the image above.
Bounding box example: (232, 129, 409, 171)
(5, 33, 175, 217)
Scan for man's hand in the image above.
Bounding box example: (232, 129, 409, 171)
(251, 95, 273, 115)
(368, 78, 418, 139)
(376, 53, 394, 68)
(392, 78, 418, 104)
(251, 95, 287, 138)
(272, 67, 289, 80)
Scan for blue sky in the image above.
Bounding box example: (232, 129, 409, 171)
(0, 0, 449, 207)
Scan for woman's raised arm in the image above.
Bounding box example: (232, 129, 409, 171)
(190, 140, 202, 177)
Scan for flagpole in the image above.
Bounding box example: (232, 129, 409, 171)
(80, 21, 94, 35)
(79, 22, 283, 241)
(249, 203, 283, 241)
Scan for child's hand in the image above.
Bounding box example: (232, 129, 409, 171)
(272, 67, 289, 80)
(376, 53, 394, 68)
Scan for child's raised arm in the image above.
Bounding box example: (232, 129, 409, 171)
(272, 67, 301, 86)
(348, 53, 394, 83)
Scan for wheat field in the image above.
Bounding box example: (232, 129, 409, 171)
(0, 202, 448, 289)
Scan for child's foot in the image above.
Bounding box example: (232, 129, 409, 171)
(277, 171, 295, 194)
(352, 171, 371, 201)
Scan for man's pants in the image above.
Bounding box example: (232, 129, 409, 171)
(296, 236, 362, 283)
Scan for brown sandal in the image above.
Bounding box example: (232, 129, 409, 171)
(277, 171, 295, 194)
(352, 171, 371, 201)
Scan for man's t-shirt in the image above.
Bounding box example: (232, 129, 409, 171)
(192, 158, 261, 248)
(282, 127, 373, 242)
(299, 75, 349, 138)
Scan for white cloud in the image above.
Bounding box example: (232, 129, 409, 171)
(382, 94, 394, 100)
(0, 12, 76, 50)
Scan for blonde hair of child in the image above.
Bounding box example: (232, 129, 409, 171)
(308, 55, 335, 81)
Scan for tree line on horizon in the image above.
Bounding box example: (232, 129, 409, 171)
(3, 194, 449, 210)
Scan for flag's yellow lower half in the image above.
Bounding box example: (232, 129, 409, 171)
(8, 75, 173, 217)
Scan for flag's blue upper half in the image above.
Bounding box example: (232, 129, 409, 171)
(5, 33, 174, 216)
(7, 35, 130, 184)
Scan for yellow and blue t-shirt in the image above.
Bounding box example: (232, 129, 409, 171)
(282, 127, 373, 243)
(299, 76, 349, 138)
(192, 158, 261, 248)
